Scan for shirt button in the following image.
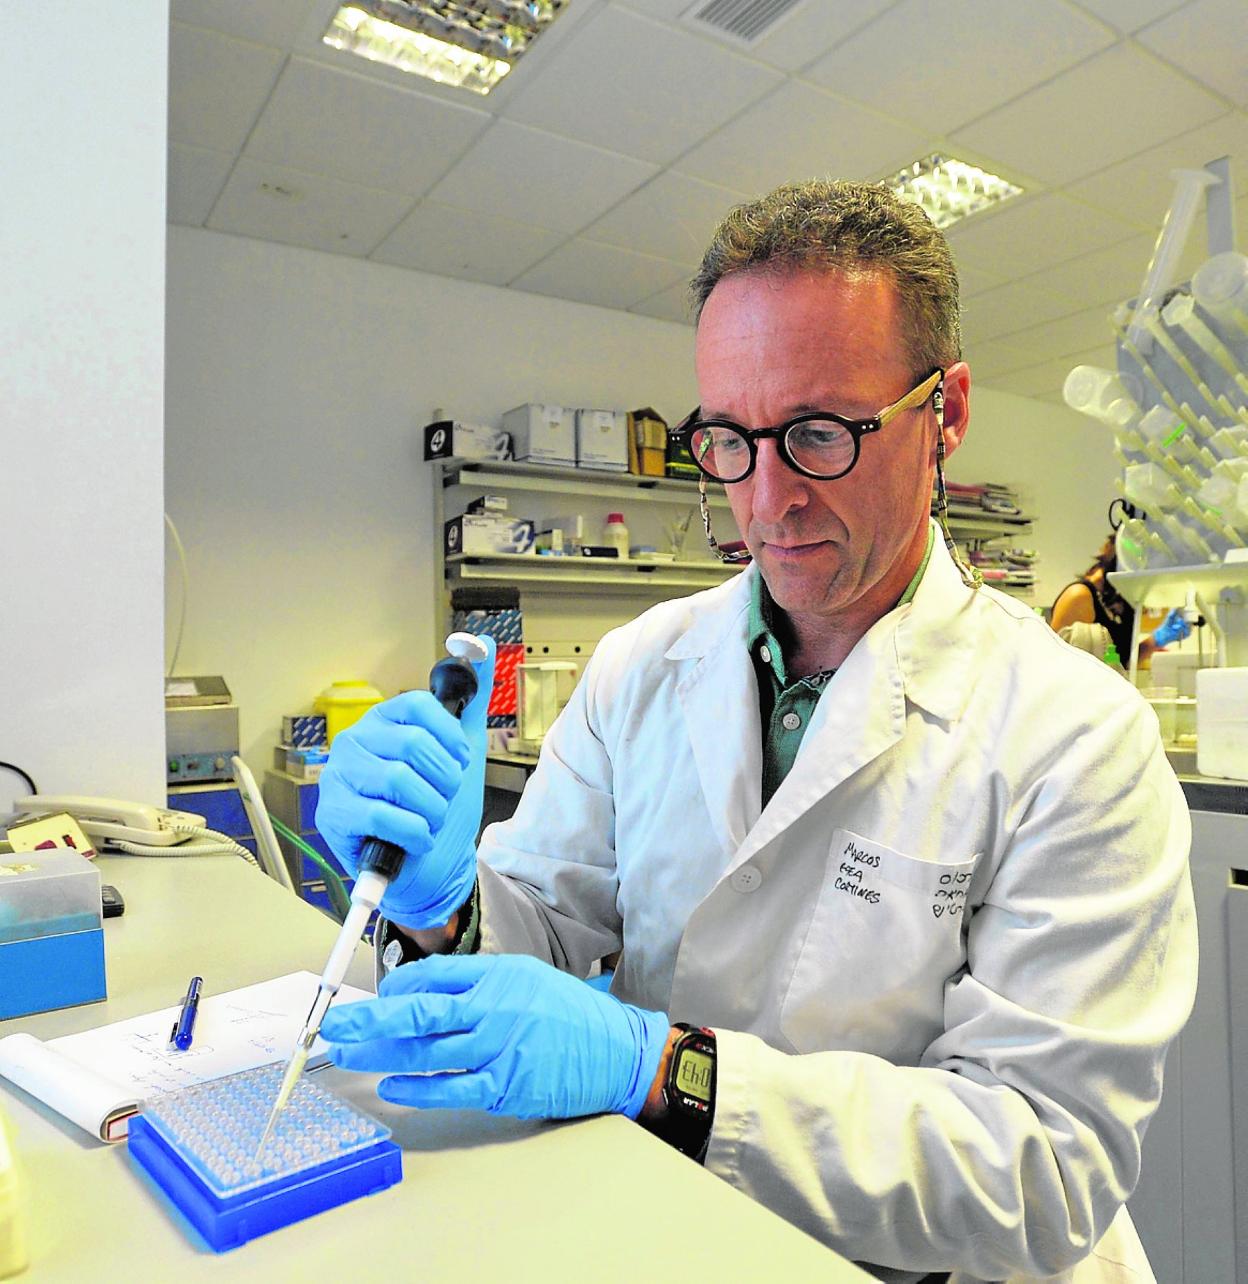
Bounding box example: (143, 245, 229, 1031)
(759, 644, 771, 665)
(731, 864, 762, 893)
(781, 711, 801, 731)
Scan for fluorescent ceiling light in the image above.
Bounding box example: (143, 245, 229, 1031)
(324, 1, 569, 95)
(885, 154, 1023, 229)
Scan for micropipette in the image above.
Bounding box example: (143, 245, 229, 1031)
(256, 632, 488, 1156)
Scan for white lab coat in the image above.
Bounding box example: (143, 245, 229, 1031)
(473, 529, 1197, 1283)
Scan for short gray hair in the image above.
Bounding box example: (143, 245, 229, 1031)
(690, 179, 961, 377)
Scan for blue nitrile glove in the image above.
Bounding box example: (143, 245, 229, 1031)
(314, 635, 496, 930)
(322, 954, 671, 1121)
(1152, 607, 1192, 648)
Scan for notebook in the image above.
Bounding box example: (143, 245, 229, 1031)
(0, 971, 371, 1143)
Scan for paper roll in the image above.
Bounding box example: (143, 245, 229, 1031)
(0, 1033, 139, 1143)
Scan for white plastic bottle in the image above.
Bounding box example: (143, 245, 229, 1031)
(603, 511, 629, 559)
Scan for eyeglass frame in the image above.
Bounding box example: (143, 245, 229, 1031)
(672, 367, 944, 485)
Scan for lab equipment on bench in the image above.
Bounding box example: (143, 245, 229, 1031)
(8, 795, 257, 863)
(256, 632, 490, 1155)
(165, 676, 239, 784)
(128, 1063, 401, 1252)
(314, 680, 383, 745)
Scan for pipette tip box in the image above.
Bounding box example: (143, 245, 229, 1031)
(128, 1063, 401, 1252)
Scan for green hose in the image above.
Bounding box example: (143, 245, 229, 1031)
(268, 814, 353, 924)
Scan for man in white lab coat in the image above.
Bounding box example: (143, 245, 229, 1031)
(315, 180, 1197, 1282)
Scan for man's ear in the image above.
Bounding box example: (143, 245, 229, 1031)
(936, 361, 971, 459)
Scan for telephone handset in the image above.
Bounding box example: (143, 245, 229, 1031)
(10, 795, 256, 864)
(12, 795, 207, 847)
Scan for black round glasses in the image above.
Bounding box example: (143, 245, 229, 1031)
(673, 369, 944, 484)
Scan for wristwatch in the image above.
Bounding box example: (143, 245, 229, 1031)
(659, 1023, 716, 1162)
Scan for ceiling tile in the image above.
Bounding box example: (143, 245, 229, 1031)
(952, 43, 1226, 185)
(948, 193, 1136, 279)
(168, 143, 235, 226)
(1063, 112, 1248, 225)
(169, 22, 286, 153)
(630, 278, 696, 325)
(427, 121, 659, 234)
(511, 239, 688, 310)
(963, 337, 1036, 379)
(996, 303, 1124, 363)
(1014, 225, 1210, 310)
(581, 172, 748, 267)
(171, 0, 318, 48)
(1068, 0, 1190, 32)
(959, 276, 1084, 346)
(804, 0, 1113, 135)
(244, 59, 490, 197)
(617, 0, 900, 74)
(371, 202, 566, 285)
(986, 354, 1100, 400)
(1137, 0, 1248, 108)
(502, 8, 781, 165)
(958, 264, 1006, 297)
(207, 157, 413, 256)
(674, 81, 929, 195)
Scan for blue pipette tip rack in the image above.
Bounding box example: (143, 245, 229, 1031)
(128, 1063, 402, 1252)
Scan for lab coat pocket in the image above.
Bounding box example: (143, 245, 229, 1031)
(780, 828, 977, 1059)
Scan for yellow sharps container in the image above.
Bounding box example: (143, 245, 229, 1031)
(315, 680, 384, 744)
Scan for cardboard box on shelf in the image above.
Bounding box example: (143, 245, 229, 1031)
(574, 409, 629, 472)
(628, 407, 668, 478)
(501, 404, 577, 466)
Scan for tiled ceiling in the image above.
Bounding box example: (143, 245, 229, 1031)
(168, 0, 1248, 402)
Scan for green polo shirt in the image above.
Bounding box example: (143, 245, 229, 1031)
(748, 526, 934, 808)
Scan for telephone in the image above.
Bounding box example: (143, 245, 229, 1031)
(8, 795, 256, 863)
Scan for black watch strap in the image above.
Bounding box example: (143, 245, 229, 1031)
(656, 1023, 716, 1162)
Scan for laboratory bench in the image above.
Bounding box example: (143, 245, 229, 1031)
(0, 852, 865, 1281)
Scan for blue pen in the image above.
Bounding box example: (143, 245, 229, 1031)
(170, 976, 203, 1051)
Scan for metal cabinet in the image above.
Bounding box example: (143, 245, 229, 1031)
(1130, 799, 1248, 1282)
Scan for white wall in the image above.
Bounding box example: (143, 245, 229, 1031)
(166, 228, 1116, 773)
(164, 227, 699, 770)
(949, 387, 1120, 609)
(0, 2, 168, 810)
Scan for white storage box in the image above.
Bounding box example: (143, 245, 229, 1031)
(1196, 667, 1248, 780)
(575, 409, 629, 471)
(501, 404, 576, 466)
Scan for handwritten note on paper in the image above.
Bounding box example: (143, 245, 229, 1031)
(47, 972, 372, 1098)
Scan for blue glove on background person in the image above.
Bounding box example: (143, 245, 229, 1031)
(1152, 607, 1191, 649)
(322, 954, 671, 1122)
(315, 636, 496, 930)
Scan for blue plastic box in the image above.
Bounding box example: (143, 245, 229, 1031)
(0, 848, 106, 1019)
(128, 1066, 402, 1252)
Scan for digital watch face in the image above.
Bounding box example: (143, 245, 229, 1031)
(675, 1047, 714, 1104)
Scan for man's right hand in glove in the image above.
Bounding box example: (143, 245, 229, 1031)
(315, 636, 496, 932)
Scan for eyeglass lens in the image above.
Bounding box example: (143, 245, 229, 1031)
(689, 419, 857, 482)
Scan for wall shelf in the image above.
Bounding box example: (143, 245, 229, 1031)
(439, 458, 727, 508)
(942, 505, 1034, 542)
(446, 551, 741, 592)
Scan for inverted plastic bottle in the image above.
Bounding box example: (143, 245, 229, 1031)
(1062, 365, 1143, 428)
(1193, 252, 1248, 335)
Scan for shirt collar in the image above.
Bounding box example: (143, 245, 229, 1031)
(745, 525, 935, 686)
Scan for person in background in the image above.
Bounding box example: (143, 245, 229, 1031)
(313, 180, 1197, 1283)
(1050, 532, 1191, 662)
